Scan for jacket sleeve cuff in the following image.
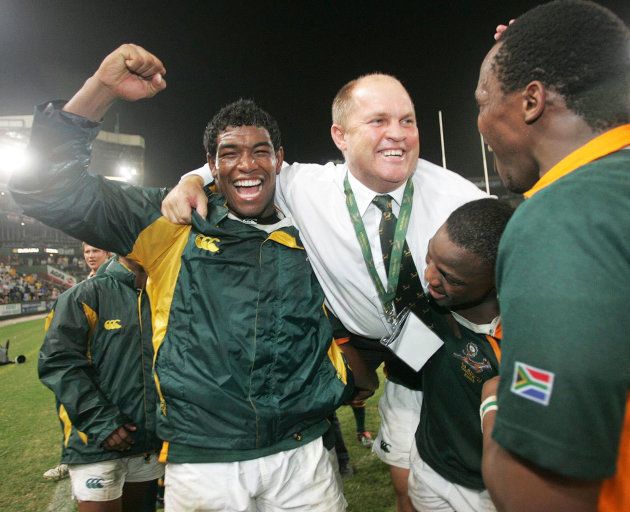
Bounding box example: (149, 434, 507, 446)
(9, 101, 101, 194)
(93, 413, 131, 447)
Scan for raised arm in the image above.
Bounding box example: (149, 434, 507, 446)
(10, 45, 171, 262)
(64, 43, 166, 121)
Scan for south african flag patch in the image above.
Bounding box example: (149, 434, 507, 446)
(510, 361, 555, 406)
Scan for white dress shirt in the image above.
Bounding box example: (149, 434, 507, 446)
(186, 159, 487, 339)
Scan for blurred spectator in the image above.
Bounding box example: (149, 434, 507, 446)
(0, 267, 69, 303)
(82, 243, 111, 278)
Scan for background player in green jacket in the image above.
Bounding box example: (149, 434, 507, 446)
(43, 241, 112, 483)
(41, 256, 162, 511)
(11, 44, 351, 511)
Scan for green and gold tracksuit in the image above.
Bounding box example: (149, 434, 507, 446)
(41, 258, 159, 464)
(13, 102, 352, 463)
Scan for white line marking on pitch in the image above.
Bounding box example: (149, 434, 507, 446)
(46, 478, 74, 512)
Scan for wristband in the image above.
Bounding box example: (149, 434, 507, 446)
(480, 395, 498, 433)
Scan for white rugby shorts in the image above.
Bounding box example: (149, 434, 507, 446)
(165, 438, 346, 511)
(408, 442, 496, 512)
(372, 379, 423, 469)
(68, 452, 163, 502)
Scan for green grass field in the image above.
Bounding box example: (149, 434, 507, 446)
(0, 318, 61, 512)
(0, 317, 395, 511)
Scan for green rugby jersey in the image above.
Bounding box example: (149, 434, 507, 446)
(495, 132, 630, 512)
(416, 313, 501, 490)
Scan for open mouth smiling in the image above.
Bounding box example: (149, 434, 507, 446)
(379, 149, 405, 159)
(233, 178, 263, 198)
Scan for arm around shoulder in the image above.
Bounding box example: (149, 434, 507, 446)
(161, 172, 208, 224)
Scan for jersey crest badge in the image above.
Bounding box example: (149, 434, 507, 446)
(510, 361, 555, 406)
(195, 235, 220, 253)
(103, 319, 122, 330)
(453, 342, 492, 373)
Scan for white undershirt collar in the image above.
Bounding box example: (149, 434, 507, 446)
(450, 310, 501, 337)
(226, 208, 292, 234)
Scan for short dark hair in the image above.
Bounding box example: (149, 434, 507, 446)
(494, 0, 630, 131)
(445, 199, 514, 269)
(203, 99, 282, 158)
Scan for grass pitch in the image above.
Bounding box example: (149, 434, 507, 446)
(0, 317, 395, 511)
(336, 391, 396, 511)
(0, 317, 60, 512)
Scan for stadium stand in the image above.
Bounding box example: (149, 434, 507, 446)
(0, 114, 145, 318)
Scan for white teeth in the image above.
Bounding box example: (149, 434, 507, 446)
(382, 150, 403, 157)
(234, 179, 262, 187)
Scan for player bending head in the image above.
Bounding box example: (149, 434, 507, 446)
(425, 198, 514, 311)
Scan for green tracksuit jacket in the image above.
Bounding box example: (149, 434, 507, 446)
(14, 102, 352, 463)
(41, 258, 159, 464)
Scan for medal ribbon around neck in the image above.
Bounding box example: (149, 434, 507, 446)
(343, 173, 414, 322)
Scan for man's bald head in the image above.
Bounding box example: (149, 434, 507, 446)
(330, 73, 420, 193)
(332, 74, 414, 128)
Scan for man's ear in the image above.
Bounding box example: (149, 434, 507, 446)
(522, 80, 545, 124)
(330, 123, 347, 152)
(207, 153, 218, 178)
(274, 147, 284, 175)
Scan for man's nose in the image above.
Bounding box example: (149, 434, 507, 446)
(385, 121, 406, 141)
(237, 152, 257, 172)
(424, 263, 439, 285)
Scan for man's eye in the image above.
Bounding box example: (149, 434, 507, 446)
(402, 118, 416, 126)
(369, 119, 384, 125)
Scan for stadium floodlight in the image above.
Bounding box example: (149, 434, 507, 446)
(0, 144, 31, 176)
(118, 164, 137, 181)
